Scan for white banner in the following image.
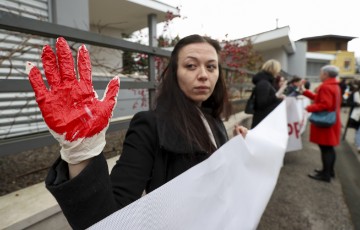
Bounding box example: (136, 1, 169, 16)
(285, 97, 310, 152)
(89, 101, 288, 230)
(296, 96, 310, 135)
(286, 97, 302, 152)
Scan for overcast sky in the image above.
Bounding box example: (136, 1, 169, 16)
(157, 0, 360, 57)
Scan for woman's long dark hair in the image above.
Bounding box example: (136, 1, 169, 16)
(155, 34, 231, 154)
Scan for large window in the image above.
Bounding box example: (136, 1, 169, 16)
(306, 61, 329, 78)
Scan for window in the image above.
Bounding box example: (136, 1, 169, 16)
(344, 59, 351, 71)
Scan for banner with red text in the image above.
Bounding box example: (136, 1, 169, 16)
(286, 97, 310, 152)
(296, 96, 310, 134)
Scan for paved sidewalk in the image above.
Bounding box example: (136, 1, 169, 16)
(341, 107, 360, 162)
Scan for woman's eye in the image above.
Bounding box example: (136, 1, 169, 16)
(186, 64, 196, 70)
(207, 65, 217, 71)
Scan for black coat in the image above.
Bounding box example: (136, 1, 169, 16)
(251, 71, 282, 128)
(46, 110, 229, 229)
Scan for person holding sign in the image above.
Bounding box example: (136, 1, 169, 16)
(285, 75, 302, 97)
(26, 35, 248, 229)
(250, 59, 285, 128)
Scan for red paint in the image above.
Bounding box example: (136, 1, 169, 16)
(28, 37, 120, 141)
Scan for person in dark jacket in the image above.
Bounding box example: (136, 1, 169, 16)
(285, 75, 302, 96)
(304, 78, 311, 90)
(27, 35, 248, 229)
(251, 59, 284, 128)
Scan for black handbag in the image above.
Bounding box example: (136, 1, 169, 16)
(245, 90, 255, 114)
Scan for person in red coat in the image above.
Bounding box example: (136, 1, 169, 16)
(301, 65, 341, 182)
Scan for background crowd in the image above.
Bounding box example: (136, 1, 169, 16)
(249, 61, 342, 183)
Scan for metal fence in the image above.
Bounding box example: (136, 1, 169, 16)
(0, 10, 251, 157)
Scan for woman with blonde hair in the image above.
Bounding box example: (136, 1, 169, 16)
(250, 59, 285, 128)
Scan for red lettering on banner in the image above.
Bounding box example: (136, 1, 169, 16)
(288, 124, 292, 136)
(294, 122, 300, 139)
(288, 122, 300, 139)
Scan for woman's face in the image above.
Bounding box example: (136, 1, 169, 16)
(176, 43, 219, 105)
(293, 81, 301, 87)
(319, 70, 328, 82)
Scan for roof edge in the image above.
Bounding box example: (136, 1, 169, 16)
(299, 34, 357, 41)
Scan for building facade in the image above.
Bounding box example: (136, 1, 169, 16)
(234, 26, 307, 79)
(233, 27, 357, 82)
(300, 35, 357, 78)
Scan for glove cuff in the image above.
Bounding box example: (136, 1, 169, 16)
(50, 129, 107, 164)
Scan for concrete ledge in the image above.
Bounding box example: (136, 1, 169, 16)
(0, 183, 65, 230)
(0, 157, 118, 230)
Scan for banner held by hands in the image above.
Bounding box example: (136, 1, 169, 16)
(90, 101, 288, 230)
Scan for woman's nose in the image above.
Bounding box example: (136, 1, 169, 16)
(198, 66, 208, 80)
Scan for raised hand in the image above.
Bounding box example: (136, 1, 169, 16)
(26, 37, 120, 164)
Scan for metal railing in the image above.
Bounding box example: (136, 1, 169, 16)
(0, 10, 251, 156)
(0, 10, 172, 156)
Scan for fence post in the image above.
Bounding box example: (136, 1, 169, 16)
(148, 13, 157, 110)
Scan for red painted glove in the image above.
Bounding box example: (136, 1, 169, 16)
(26, 37, 120, 164)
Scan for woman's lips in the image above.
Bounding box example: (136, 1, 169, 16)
(194, 86, 210, 93)
(194, 86, 209, 89)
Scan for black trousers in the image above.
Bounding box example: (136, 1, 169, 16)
(318, 145, 336, 178)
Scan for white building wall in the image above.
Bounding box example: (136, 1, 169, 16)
(260, 48, 289, 72)
(52, 0, 89, 30)
(89, 26, 124, 77)
(0, 0, 50, 139)
(288, 41, 307, 77)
